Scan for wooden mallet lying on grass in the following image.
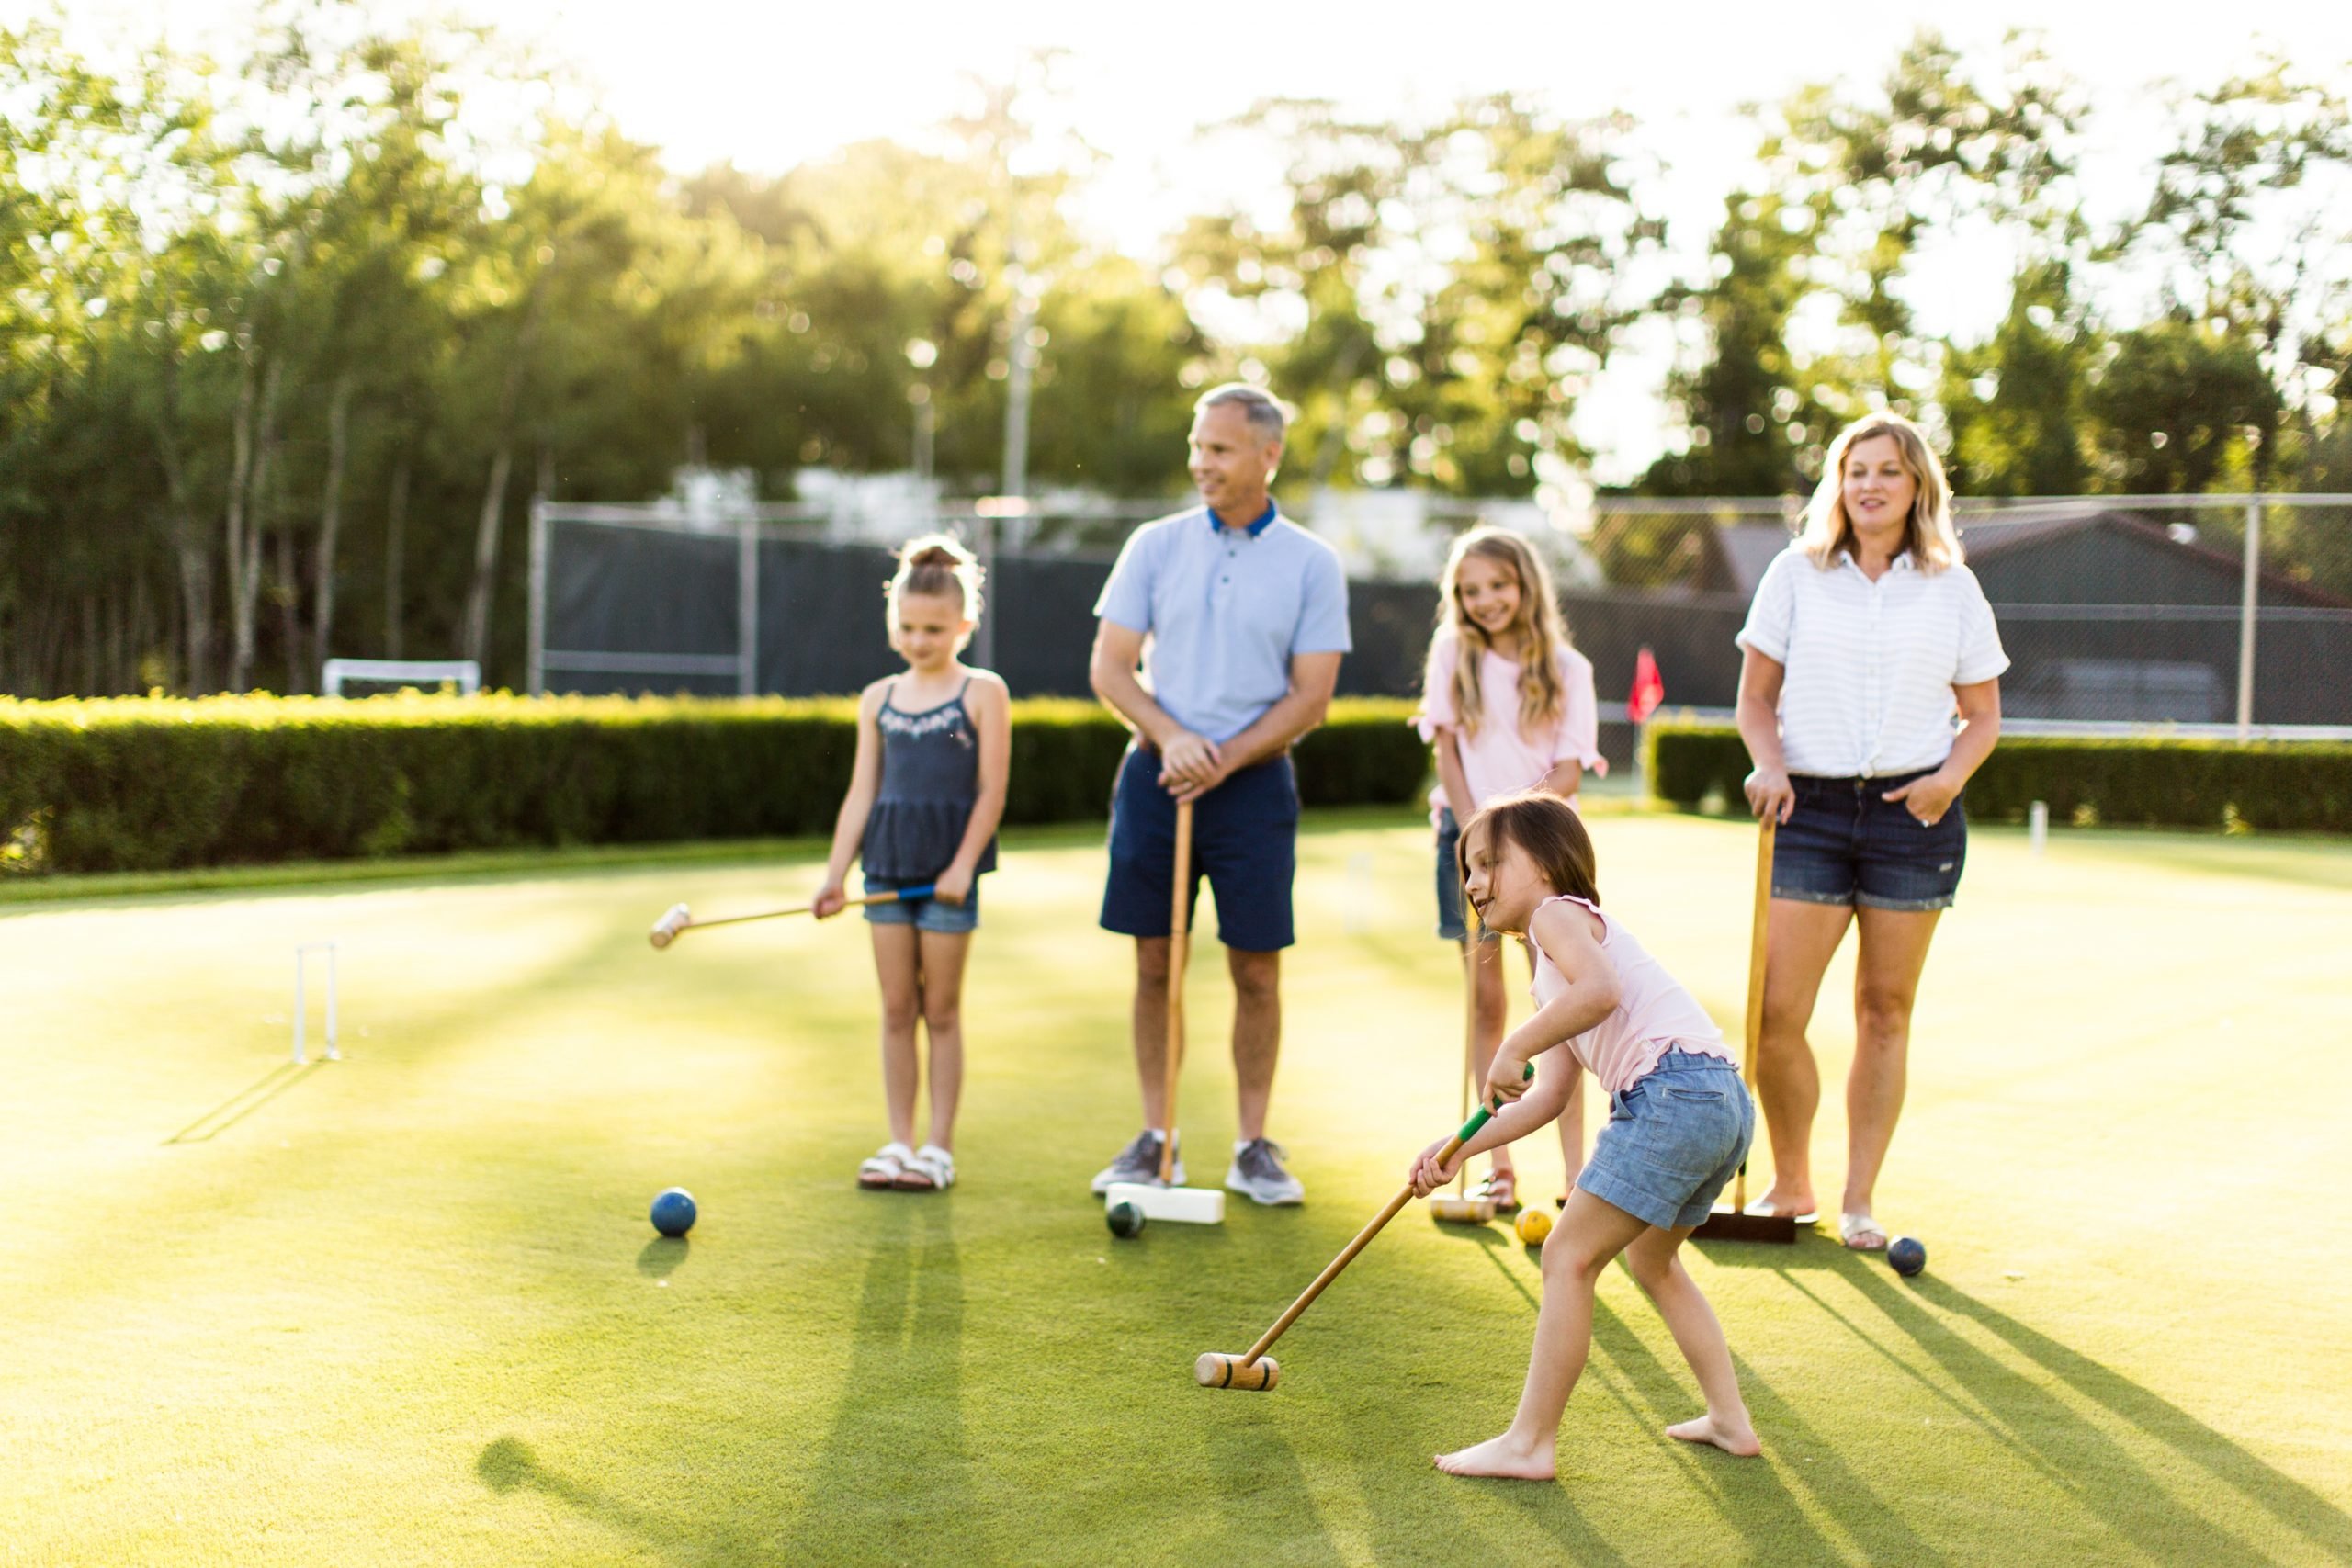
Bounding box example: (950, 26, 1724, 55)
(648, 885, 936, 949)
(1196, 1065, 1531, 1392)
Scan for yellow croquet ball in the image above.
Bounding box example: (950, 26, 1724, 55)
(1515, 1206, 1552, 1247)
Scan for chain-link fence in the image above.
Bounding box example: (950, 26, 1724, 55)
(527, 493, 2352, 744)
(1582, 494, 2352, 732)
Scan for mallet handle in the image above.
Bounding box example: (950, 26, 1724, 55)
(1238, 1078, 1523, 1368)
(686, 884, 937, 932)
(1159, 800, 1193, 1185)
(1731, 818, 1774, 1213)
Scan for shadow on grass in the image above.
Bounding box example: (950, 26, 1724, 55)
(1200, 1422, 1351, 1567)
(635, 1236, 688, 1279)
(774, 1199, 974, 1561)
(1703, 1238, 2352, 1561)
(1419, 1227, 1853, 1563)
(164, 1059, 330, 1145)
(1878, 1269, 2352, 1563)
(475, 1436, 684, 1562)
(1435, 1220, 1541, 1315)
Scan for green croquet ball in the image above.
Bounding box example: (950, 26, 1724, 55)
(1888, 1235, 1927, 1277)
(1105, 1200, 1146, 1239)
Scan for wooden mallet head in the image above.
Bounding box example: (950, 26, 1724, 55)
(1427, 1194, 1498, 1224)
(1194, 1352, 1279, 1392)
(648, 903, 692, 950)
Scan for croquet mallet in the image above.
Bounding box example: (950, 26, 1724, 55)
(1429, 922, 1498, 1225)
(1689, 816, 1795, 1243)
(648, 884, 935, 950)
(1104, 797, 1226, 1224)
(1195, 1064, 1531, 1392)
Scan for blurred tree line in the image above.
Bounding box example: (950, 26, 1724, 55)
(3, 9, 2347, 696)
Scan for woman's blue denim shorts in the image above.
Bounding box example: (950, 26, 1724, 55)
(863, 874, 978, 934)
(1576, 1050, 1756, 1231)
(1772, 770, 1967, 912)
(1433, 807, 1502, 944)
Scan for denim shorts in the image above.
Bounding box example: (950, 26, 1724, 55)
(863, 874, 978, 934)
(1101, 745, 1298, 952)
(1576, 1051, 1756, 1231)
(1433, 807, 1502, 944)
(1773, 770, 1968, 912)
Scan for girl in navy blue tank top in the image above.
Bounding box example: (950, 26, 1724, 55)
(816, 536, 1010, 1193)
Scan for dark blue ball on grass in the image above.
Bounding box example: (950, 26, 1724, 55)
(1106, 1200, 1146, 1239)
(650, 1187, 697, 1237)
(1888, 1235, 1926, 1278)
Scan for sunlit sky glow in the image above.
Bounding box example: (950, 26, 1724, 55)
(29, 0, 2352, 482)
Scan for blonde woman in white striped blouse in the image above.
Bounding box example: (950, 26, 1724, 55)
(1733, 412, 2007, 1252)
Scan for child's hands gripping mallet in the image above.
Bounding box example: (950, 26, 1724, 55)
(1195, 1064, 1531, 1392)
(648, 884, 936, 949)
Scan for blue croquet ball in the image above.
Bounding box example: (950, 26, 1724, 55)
(650, 1187, 696, 1237)
(1888, 1235, 1927, 1277)
(1106, 1200, 1146, 1239)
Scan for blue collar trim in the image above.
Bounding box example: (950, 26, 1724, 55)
(1207, 501, 1278, 537)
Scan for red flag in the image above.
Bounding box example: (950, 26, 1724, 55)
(1627, 645, 1664, 724)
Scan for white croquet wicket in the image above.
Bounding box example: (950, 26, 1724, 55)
(2028, 800, 2049, 858)
(293, 942, 340, 1065)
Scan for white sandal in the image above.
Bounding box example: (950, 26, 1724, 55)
(858, 1142, 914, 1190)
(895, 1144, 956, 1192)
(1839, 1212, 1889, 1251)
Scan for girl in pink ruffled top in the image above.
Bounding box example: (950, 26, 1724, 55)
(1414, 527, 1603, 1211)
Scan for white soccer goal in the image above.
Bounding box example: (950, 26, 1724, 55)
(321, 659, 482, 696)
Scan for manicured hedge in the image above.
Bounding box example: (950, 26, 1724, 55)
(0, 694, 1428, 875)
(1643, 718, 2352, 834)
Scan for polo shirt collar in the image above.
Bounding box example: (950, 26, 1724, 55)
(1835, 547, 1917, 573)
(1206, 500, 1278, 538)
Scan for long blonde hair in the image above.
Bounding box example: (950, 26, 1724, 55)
(1798, 412, 1962, 573)
(1430, 526, 1572, 740)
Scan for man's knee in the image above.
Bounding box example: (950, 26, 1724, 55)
(1135, 938, 1171, 987)
(1227, 949, 1280, 1005)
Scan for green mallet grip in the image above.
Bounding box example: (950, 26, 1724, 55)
(1451, 1062, 1534, 1144)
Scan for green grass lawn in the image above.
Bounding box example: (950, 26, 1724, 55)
(4, 810, 2348, 1566)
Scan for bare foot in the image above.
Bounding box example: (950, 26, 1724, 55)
(1434, 1432, 1555, 1481)
(1747, 1183, 1816, 1221)
(1668, 1411, 1761, 1458)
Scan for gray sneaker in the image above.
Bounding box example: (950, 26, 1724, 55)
(1226, 1138, 1305, 1205)
(1090, 1130, 1183, 1194)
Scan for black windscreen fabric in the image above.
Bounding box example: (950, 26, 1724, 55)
(550, 670, 743, 698)
(549, 518, 2352, 722)
(548, 521, 739, 657)
(988, 556, 1114, 696)
(757, 538, 900, 697)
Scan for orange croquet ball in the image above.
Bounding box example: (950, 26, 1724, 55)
(1515, 1206, 1552, 1246)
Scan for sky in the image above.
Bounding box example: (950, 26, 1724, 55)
(30, 0, 2352, 481)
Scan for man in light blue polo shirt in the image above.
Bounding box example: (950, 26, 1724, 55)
(1085, 384, 1351, 1205)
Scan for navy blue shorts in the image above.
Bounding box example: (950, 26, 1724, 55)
(1773, 770, 1967, 912)
(1101, 746, 1298, 952)
(1433, 807, 1502, 945)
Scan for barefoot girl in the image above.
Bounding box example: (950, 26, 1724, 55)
(1411, 791, 1760, 1479)
(815, 536, 1009, 1192)
(1415, 527, 1602, 1212)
